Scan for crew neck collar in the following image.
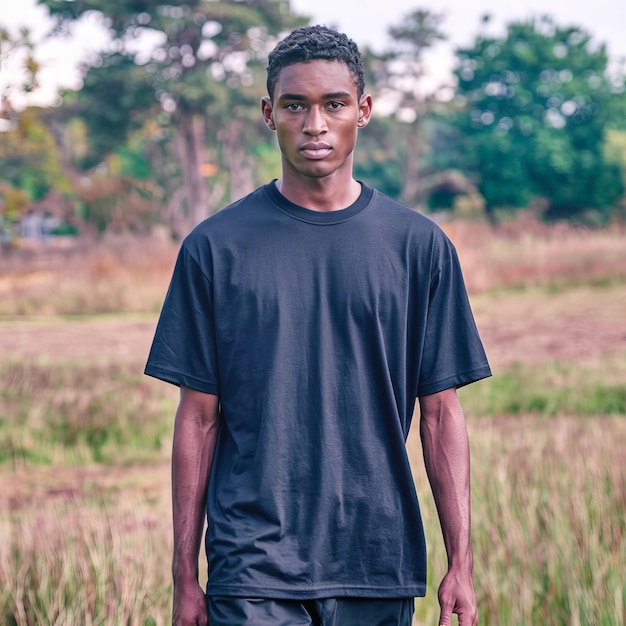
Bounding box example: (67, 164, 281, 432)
(264, 180, 373, 225)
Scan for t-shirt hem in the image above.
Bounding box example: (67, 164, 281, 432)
(144, 364, 219, 395)
(417, 364, 492, 397)
(206, 582, 426, 600)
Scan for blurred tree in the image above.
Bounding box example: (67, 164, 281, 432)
(38, 0, 306, 237)
(0, 108, 74, 240)
(451, 16, 624, 221)
(0, 26, 40, 123)
(353, 112, 404, 199)
(60, 55, 159, 170)
(364, 9, 447, 208)
(75, 170, 163, 234)
(0, 108, 70, 201)
(605, 84, 626, 211)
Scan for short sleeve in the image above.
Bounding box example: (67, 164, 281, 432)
(416, 235, 491, 397)
(144, 243, 220, 394)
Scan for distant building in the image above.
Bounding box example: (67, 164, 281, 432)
(21, 211, 61, 240)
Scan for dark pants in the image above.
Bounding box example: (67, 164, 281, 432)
(207, 596, 415, 626)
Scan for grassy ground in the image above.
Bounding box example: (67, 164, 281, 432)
(0, 220, 625, 625)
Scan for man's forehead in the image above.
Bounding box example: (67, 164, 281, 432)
(274, 60, 358, 96)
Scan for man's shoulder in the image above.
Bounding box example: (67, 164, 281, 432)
(175, 185, 271, 264)
(369, 187, 447, 237)
(204, 185, 269, 225)
(187, 185, 269, 235)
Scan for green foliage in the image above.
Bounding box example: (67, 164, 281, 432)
(109, 130, 156, 181)
(0, 109, 73, 238)
(0, 185, 28, 222)
(0, 109, 70, 204)
(607, 79, 626, 130)
(353, 115, 404, 199)
(251, 140, 282, 184)
(66, 54, 159, 169)
(5, 6, 623, 232)
(605, 129, 626, 207)
(451, 16, 624, 220)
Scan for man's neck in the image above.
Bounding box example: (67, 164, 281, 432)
(276, 176, 362, 212)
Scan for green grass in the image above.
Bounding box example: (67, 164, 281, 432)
(2, 352, 623, 472)
(459, 354, 626, 418)
(0, 360, 177, 466)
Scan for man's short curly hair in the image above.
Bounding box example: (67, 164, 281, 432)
(266, 25, 365, 101)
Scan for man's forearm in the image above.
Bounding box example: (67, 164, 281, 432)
(171, 389, 220, 582)
(419, 388, 473, 570)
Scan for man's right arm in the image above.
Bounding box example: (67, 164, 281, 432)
(171, 386, 220, 626)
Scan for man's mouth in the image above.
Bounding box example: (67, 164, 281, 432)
(300, 143, 332, 159)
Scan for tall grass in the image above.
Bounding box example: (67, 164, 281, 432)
(408, 415, 626, 626)
(470, 416, 625, 626)
(1, 484, 173, 625)
(2, 417, 623, 625)
(1, 350, 622, 469)
(0, 234, 176, 317)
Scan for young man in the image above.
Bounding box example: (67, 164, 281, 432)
(145, 25, 491, 626)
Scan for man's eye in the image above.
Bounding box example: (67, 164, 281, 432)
(328, 102, 343, 109)
(286, 103, 303, 111)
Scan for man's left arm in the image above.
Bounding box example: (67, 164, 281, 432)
(419, 387, 479, 626)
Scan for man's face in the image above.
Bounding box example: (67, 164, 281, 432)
(262, 60, 372, 182)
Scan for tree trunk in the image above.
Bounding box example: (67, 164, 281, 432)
(401, 119, 421, 208)
(222, 120, 255, 203)
(173, 113, 211, 237)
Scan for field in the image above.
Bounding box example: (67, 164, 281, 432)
(1, 219, 625, 625)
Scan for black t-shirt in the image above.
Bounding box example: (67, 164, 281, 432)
(145, 181, 491, 599)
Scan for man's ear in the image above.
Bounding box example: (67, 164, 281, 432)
(357, 93, 373, 128)
(262, 97, 276, 131)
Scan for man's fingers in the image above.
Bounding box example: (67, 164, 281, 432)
(440, 611, 478, 626)
(456, 606, 479, 626)
(439, 599, 479, 626)
(438, 598, 453, 626)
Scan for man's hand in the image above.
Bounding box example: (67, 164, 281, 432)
(172, 580, 209, 626)
(437, 567, 478, 626)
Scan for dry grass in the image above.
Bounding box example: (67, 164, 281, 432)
(0, 233, 177, 316)
(0, 466, 173, 625)
(1, 217, 625, 317)
(2, 416, 623, 625)
(407, 415, 626, 626)
(443, 216, 626, 293)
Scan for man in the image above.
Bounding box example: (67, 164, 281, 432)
(145, 25, 491, 626)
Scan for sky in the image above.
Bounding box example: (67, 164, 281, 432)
(1, 0, 625, 109)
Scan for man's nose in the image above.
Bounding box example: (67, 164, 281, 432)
(303, 107, 327, 135)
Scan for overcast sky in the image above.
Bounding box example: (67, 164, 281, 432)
(1, 0, 625, 109)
